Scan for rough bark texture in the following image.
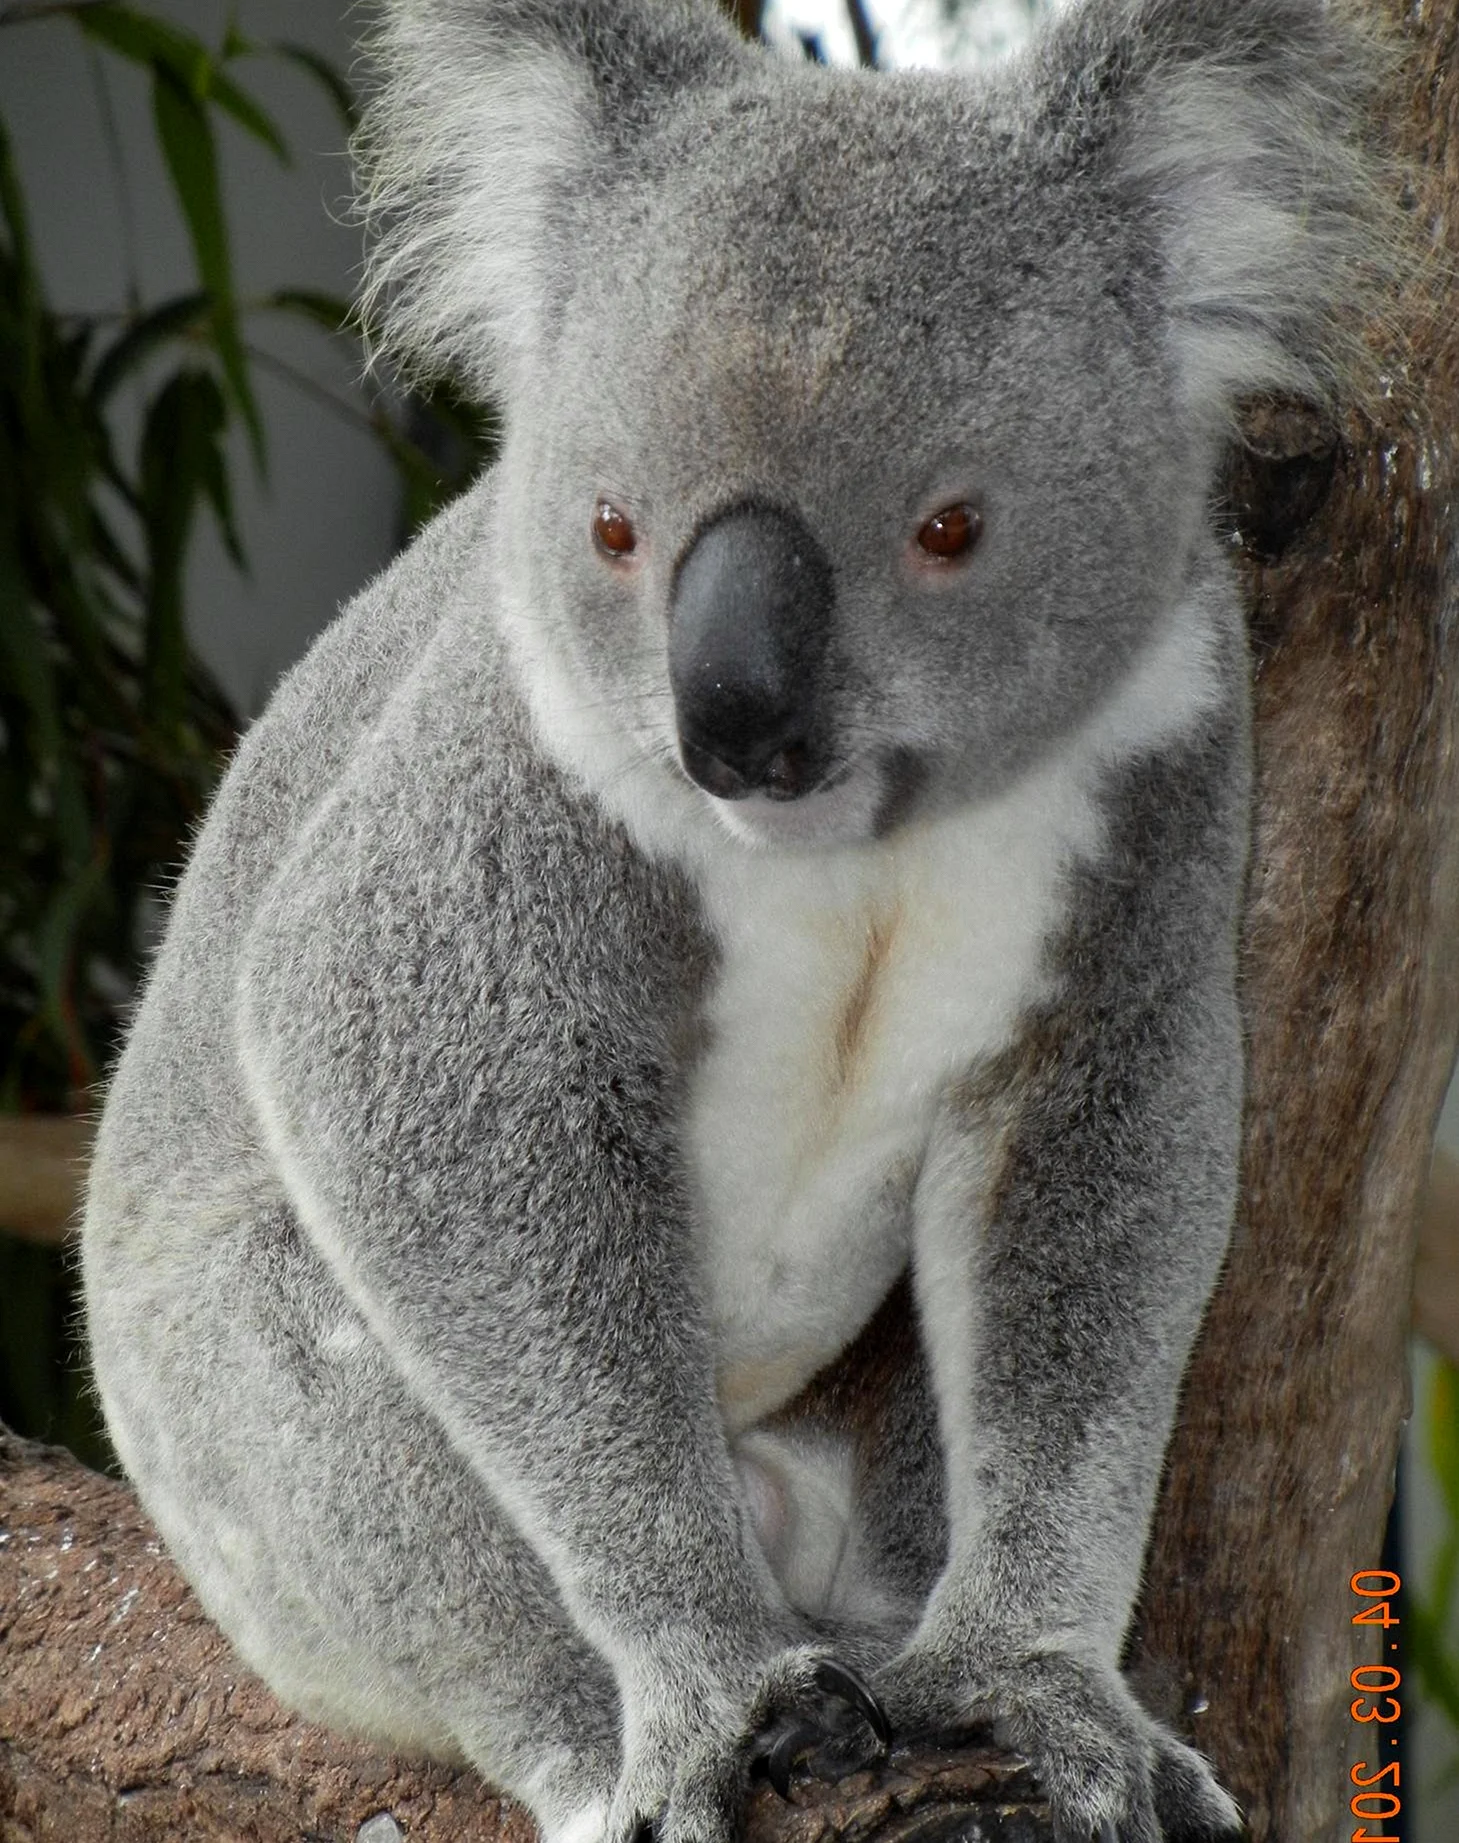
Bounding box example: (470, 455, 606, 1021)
(1128, 3, 1459, 1838)
(3, 3, 1458, 1842)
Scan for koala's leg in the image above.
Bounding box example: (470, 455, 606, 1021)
(743, 1278, 946, 1656)
(229, 697, 881, 1843)
(731, 1281, 945, 1792)
(91, 1204, 622, 1843)
(872, 744, 1248, 1843)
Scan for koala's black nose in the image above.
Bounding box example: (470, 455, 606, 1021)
(668, 503, 834, 801)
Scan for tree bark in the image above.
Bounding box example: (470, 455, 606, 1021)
(3, 3, 1457, 1841)
(1127, 4, 1459, 1839)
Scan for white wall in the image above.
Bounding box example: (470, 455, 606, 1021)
(0, 0, 401, 717)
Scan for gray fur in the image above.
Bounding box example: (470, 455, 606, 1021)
(84, 5, 1387, 1841)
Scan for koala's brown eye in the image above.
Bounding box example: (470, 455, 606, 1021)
(593, 501, 637, 558)
(915, 503, 982, 561)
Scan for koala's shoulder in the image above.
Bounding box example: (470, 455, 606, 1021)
(165, 472, 518, 943)
(255, 473, 505, 792)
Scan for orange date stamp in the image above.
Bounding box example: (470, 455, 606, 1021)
(1349, 1568, 1403, 1842)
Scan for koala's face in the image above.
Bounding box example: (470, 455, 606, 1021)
(504, 72, 1208, 850)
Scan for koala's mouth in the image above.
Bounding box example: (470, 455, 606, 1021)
(677, 735, 835, 804)
(695, 760, 887, 853)
(676, 739, 852, 806)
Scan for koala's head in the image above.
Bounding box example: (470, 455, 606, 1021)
(361, 0, 1387, 849)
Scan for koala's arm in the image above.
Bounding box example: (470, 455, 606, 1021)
(234, 623, 794, 1697)
(889, 682, 1249, 1761)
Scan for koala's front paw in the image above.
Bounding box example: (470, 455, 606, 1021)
(608, 1650, 890, 1843)
(875, 1647, 1241, 1843)
(748, 1657, 891, 1795)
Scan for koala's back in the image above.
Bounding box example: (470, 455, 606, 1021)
(83, 482, 506, 1332)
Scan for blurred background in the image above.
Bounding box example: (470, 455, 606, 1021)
(1, 0, 1454, 1836)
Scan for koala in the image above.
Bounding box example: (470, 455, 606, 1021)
(81, 3, 1387, 1841)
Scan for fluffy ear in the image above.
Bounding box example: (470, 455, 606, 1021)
(356, 0, 747, 396)
(1034, 0, 1399, 419)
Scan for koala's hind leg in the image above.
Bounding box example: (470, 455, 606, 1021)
(90, 1205, 621, 1843)
(746, 1280, 947, 1659)
(734, 1281, 945, 1789)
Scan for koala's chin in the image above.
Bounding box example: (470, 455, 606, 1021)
(702, 770, 888, 853)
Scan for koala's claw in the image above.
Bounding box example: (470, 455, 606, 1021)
(750, 1655, 892, 1800)
(811, 1657, 892, 1746)
(761, 1720, 824, 1798)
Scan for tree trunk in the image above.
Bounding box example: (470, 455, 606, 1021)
(3, 2, 1456, 1841)
(1128, 4, 1459, 1839)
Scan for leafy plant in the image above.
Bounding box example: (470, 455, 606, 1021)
(0, 0, 491, 1116)
(1410, 1356, 1459, 1793)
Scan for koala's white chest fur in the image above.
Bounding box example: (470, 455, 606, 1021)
(687, 760, 1102, 1433)
(675, 601, 1225, 1435)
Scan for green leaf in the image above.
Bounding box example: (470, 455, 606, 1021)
(205, 64, 290, 165)
(267, 42, 358, 135)
(86, 290, 211, 406)
(1408, 1593, 1459, 1731)
(77, 4, 212, 95)
(137, 369, 231, 730)
(1431, 1358, 1459, 1523)
(149, 64, 264, 466)
(0, 528, 91, 873)
(33, 850, 108, 1085)
(79, 4, 291, 162)
(85, 501, 143, 597)
(221, 16, 251, 62)
(149, 69, 227, 317)
(261, 287, 354, 336)
(196, 425, 245, 571)
(0, 111, 37, 290)
(0, 115, 42, 397)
